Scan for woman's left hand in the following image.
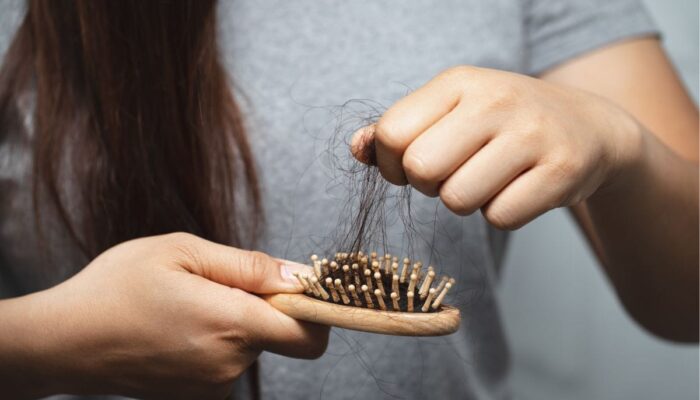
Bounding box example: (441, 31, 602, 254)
(351, 66, 642, 229)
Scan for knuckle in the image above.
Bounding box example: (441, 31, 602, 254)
(516, 112, 557, 144)
(402, 151, 437, 183)
(547, 154, 583, 183)
(439, 185, 472, 216)
(440, 65, 474, 81)
(530, 110, 558, 133)
(243, 250, 271, 291)
(483, 203, 520, 231)
(165, 231, 197, 244)
(374, 117, 406, 153)
(163, 232, 202, 264)
(468, 87, 519, 117)
(489, 84, 521, 109)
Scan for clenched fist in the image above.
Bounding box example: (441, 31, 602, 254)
(352, 66, 641, 229)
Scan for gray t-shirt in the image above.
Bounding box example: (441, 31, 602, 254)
(0, 0, 656, 399)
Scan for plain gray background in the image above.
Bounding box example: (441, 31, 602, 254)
(498, 0, 699, 399)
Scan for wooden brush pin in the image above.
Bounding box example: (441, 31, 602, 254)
(293, 272, 312, 294)
(321, 258, 329, 276)
(374, 289, 387, 310)
(348, 284, 362, 306)
(311, 254, 321, 278)
(351, 263, 361, 286)
(412, 262, 423, 281)
(374, 271, 386, 296)
(361, 284, 374, 308)
(407, 273, 418, 294)
(390, 292, 400, 310)
(363, 268, 373, 291)
(335, 279, 350, 304)
(434, 276, 449, 294)
(383, 254, 392, 274)
(342, 264, 351, 285)
(266, 251, 460, 336)
(371, 260, 380, 273)
(400, 258, 410, 283)
(419, 268, 436, 299)
(432, 281, 453, 310)
(360, 256, 368, 270)
(313, 277, 330, 300)
(307, 275, 321, 298)
(421, 288, 437, 312)
(326, 277, 340, 302)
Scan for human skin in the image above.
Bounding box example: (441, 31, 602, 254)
(352, 38, 698, 342)
(0, 233, 328, 399)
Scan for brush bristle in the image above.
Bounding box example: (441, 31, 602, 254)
(301, 252, 455, 313)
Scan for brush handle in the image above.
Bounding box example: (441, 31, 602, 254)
(264, 293, 460, 336)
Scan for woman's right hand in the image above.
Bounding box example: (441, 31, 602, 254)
(0, 232, 328, 399)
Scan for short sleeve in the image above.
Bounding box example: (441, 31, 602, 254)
(524, 0, 660, 75)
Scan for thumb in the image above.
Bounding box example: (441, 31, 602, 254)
(165, 233, 313, 294)
(350, 124, 376, 165)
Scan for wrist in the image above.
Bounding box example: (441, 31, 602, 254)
(595, 102, 647, 197)
(0, 290, 69, 397)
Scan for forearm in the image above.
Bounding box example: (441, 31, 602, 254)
(580, 125, 698, 342)
(0, 291, 69, 398)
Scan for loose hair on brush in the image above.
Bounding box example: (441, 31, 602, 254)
(265, 100, 461, 337)
(0, 0, 261, 260)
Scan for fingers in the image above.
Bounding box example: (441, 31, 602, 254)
(481, 165, 569, 230)
(163, 233, 313, 294)
(344, 65, 593, 231)
(439, 134, 539, 215)
(230, 290, 330, 359)
(160, 234, 329, 359)
(402, 103, 493, 196)
(356, 70, 463, 185)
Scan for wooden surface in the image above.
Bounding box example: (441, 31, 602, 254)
(265, 293, 461, 336)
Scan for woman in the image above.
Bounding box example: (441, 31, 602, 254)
(0, 0, 696, 399)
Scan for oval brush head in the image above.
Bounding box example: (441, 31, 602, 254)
(265, 251, 460, 336)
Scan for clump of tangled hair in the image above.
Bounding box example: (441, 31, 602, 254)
(320, 100, 420, 260)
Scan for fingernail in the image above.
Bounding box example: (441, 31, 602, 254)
(279, 261, 314, 286)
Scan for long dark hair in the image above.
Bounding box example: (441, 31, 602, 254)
(0, 0, 261, 259)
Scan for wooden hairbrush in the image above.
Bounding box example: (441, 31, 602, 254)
(265, 251, 460, 336)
